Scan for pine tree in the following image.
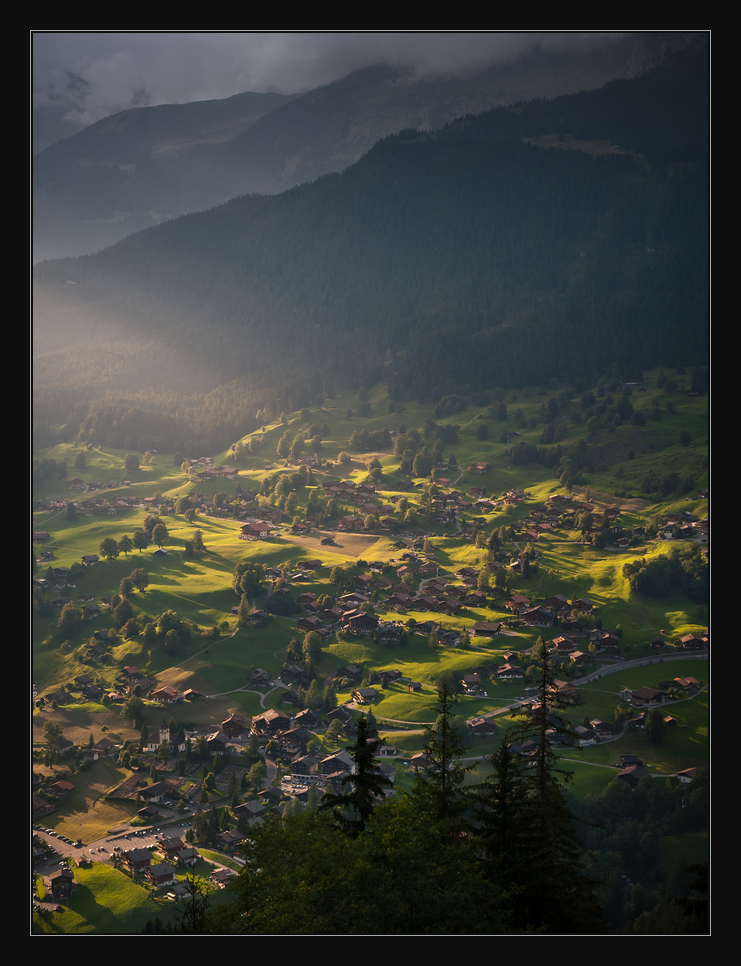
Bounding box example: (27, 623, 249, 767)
(319, 715, 392, 835)
(482, 643, 605, 932)
(410, 679, 475, 829)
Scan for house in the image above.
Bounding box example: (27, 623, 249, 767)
(217, 829, 244, 852)
(234, 801, 266, 824)
(51, 779, 75, 795)
(151, 685, 182, 704)
(251, 708, 291, 735)
(354, 687, 378, 704)
(123, 848, 152, 873)
(210, 868, 236, 889)
(630, 686, 665, 705)
(343, 612, 380, 635)
(92, 736, 118, 757)
(48, 867, 76, 900)
(616, 764, 648, 789)
(673, 677, 700, 693)
(472, 621, 502, 639)
(222, 713, 246, 738)
(320, 749, 354, 776)
(138, 781, 173, 803)
(468, 716, 497, 736)
(497, 664, 524, 680)
(240, 521, 271, 540)
(157, 837, 186, 860)
(147, 863, 177, 888)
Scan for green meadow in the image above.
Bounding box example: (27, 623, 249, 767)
(33, 370, 708, 893)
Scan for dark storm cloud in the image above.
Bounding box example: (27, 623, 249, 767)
(32, 31, 624, 131)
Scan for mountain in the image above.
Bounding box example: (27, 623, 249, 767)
(32, 38, 708, 453)
(32, 33, 693, 263)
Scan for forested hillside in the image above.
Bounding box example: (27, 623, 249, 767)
(33, 39, 707, 457)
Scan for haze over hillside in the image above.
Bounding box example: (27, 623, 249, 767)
(32, 33, 708, 457)
(32, 32, 694, 262)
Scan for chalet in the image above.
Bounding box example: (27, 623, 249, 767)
(222, 713, 246, 738)
(217, 829, 244, 852)
(92, 736, 118, 757)
(211, 869, 236, 889)
(522, 606, 553, 627)
(234, 801, 267, 825)
(589, 720, 613, 739)
(81, 555, 99, 566)
(505, 594, 531, 614)
(320, 749, 354, 776)
(157, 837, 186, 860)
(673, 677, 700, 692)
(251, 708, 291, 735)
(240, 521, 270, 541)
(123, 848, 152, 873)
(497, 664, 524, 680)
(468, 716, 497, 736)
(291, 755, 319, 777)
(51, 779, 75, 795)
(138, 781, 173, 803)
(147, 863, 177, 888)
(596, 632, 621, 650)
(343, 612, 380, 635)
(250, 668, 272, 686)
(571, 598, 596, 613)
(354, 687, 378, 704)
(678, 767, 699, 785)
(677, 634, 704, 650)
(462, 673, 482, 692)
(205, 731, 230, 753)
(436, 599, 462, 616)
(381, 669, 403, 687)
(553, 680, 579, 704)
(617, 764, 648, 789)
(630, 686, 666, 705)
(552, 635, 577, 653)
(151, 685, 182, 704)
(48, 867, 76, 900)
(472, 621, 502, 639)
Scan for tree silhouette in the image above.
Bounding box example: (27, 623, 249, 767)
(319, 715, 392, 835)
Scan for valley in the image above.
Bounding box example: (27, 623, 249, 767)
(33, 370, 708, 933)
(32, 32, 709, 934)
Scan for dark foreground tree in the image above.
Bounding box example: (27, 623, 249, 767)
(476, 644, 606, 932)
(319, 714, 392, 835)
(214, 801, 507, 934)
(410, 678, 475, 830)
(174, 870, 215, 933)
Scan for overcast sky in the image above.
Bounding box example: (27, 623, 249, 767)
(32, 31, 626, 132)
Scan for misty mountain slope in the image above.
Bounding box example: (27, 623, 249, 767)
(32, 91, 299, 262)
(33, 33, 679, 262)
(33, 42, 707, 449)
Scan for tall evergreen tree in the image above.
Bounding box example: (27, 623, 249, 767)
(410, 679, 475, 829)
(319, 715, 392, 835)
(480, 644, 605, 932)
